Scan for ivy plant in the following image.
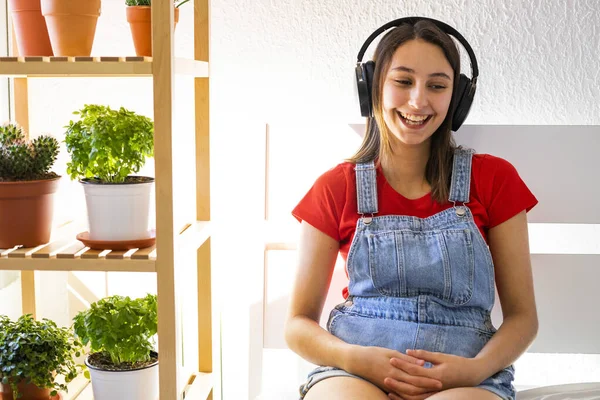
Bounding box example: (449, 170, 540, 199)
(64, 104, 154, 184)
(73, 294, 158, 366)
(125, 0, 191, 7)
(0, 314, 83, 398)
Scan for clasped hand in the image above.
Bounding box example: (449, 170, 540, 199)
(347, 346, 482, 400)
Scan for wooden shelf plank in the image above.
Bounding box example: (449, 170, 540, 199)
(58, 375, 91, 400)
(0, 56, 152, 77)
(0, 220, 209, 272)
(184, 372, 212, 400)
(73, 384, 94, 400)
(178, 221, 211, 251)
(56, 242, 88, 259)
(31, 238, 74, 258)
(0, 257, 155, 272)
(0, 57, 208, 77)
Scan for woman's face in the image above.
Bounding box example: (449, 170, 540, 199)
(380, 39, 454, 148)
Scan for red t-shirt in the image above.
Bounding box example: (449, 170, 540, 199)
(292, 154, 538, 297)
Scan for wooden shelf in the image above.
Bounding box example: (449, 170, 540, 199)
(0, 221, 210, 272)
(0, 56, 209, 77)
(60, 375, 92, 400)
(183, 372, 213, 400)
(52, 371, 212, 400)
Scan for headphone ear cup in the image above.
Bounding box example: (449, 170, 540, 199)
(356, 61, 376, 117)
(364, 61, 375, 117)
(451, 73, 475, 131)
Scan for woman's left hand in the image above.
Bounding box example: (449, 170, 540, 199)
(385, 349, 484, 399)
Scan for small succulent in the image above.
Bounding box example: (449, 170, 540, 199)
(0, 123, 60, 182)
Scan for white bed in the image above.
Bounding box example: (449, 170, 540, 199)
(518, 383, 600, 400)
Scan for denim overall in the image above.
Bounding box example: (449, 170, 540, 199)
(299, 148, 516, 399)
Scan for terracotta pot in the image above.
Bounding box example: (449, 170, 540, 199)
(8, 0, 53, 56)
(0, 177, 60, 248)
(126, 6, 179, 57)
(41, 0, 101, 56)
(0, 380, 59, 399)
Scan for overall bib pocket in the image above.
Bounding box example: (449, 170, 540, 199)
(367, 228, 475, 305)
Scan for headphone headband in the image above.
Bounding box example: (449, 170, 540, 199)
(356, 17, 479, 81)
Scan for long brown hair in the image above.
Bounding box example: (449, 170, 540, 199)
(348, 20, 462, 204)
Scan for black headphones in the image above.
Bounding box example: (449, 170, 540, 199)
(355, 17, 479, 132)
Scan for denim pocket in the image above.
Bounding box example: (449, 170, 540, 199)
(367, 229, 474, 305)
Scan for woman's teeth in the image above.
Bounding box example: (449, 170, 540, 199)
(398, 111, 431, 125)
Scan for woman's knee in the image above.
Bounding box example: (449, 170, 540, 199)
(427, 387, 502, 400)
(303, 376, 389, 400)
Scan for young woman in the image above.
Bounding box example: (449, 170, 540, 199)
(285, 17, 539, 400)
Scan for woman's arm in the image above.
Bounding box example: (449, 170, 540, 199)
(284, 220, 350, 368)
(285, 221, 443, 397)
(471, 209, 539, 379)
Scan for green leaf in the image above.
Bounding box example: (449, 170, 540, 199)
(63, 105, 154, 183)
(72, 294, 157, 365)
(0, 314, 85, 398)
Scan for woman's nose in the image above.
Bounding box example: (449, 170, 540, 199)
(408, 85, 429, 109)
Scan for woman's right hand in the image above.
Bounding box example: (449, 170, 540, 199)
(344, 345, 443, 399)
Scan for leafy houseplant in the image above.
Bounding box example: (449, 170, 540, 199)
(124, 0, 188, 57)
(64, 105, 153, 184)
(64, 104, 155, 244)
(73, 294, 158, 400)
(0, 123, 61, 247)
(0, 314, 83, 399)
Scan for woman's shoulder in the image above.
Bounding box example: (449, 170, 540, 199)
(471, 153, 520, 179)
(314, 161, 356, 187)
(470, 152, 537, 226)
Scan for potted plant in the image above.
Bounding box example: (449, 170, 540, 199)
(0, 314, 84, 400)
(8, 0, 53, 56)
(0, 123, 60, 248)
(73, 294, 158, 400)
(64, 104, 154, 248)
(125, 0, 190, 57)
(40, 0, 101, 56)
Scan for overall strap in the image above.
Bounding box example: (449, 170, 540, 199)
(355, 161, 379, 215)
(448, 147, 476, 204)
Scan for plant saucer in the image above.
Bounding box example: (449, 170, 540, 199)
(76, 230, 156, 251)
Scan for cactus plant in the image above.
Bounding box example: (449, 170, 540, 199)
(0, 123, 59, 182)
(125, 0, 190, 7)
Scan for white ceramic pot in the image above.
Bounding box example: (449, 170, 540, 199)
(81, 177, 154, 241)
(86, 354, 159, 400)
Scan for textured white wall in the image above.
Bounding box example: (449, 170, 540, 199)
(210, 0, 600, 126)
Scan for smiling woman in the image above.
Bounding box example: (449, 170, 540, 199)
(285, 17, 538, 400)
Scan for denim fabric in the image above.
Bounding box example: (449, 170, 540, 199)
(299, 148, 516, 400)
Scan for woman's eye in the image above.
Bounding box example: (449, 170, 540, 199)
(430, 85, 447, 90)
(395, 80, 412, 85)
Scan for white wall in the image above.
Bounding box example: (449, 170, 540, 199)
(209, 0, 599, 125)
(206, 0, 600, 399)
